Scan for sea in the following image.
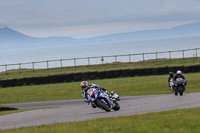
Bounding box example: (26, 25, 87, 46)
(1, 36, 200, 72)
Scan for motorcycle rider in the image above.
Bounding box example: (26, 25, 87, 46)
(80, 81, 108, 108)
(173, 70, 187, 91)
(168, 72, 174, 86)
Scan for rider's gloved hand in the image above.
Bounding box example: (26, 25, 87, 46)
(101, 87, 106, 91)
(84, 100, 89, 103)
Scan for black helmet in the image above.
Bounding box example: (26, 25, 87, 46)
(169, 72, 174, 77)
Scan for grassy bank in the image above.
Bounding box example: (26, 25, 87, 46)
(2, 107, 200, 133)
(1, 57, 200, 80)
(0, 73, 200, 104)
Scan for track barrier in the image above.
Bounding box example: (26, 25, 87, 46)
(1, 65, 200, 88)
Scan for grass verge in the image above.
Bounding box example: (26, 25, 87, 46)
(0, 72, 200, 104)
(2, 107, 200, 133)
(1, 57, 200, 80)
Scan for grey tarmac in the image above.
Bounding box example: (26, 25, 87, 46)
(1, 92, 200, 130)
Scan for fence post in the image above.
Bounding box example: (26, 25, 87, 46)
(19, 63, 21, 69)
(143, 53, 145, 61)
(60, 59, 63, 67)
(182, 50, 185, 58)
(47, 61, 49, 69)
(129, 54, 131, 62)
(5, 65, 8, 75)
(88, 57, 90, 65)
(32, 62, 35, 70)
(101, 56, 104, 64)
(115, 55, 117, 62)
(74, 58, 76, 66)
(195, 48, 198, 57)
(156, 52, 158, 59)
(169, 51, 171, 59)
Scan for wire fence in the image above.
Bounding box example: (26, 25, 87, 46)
(1, 48, 200, 73)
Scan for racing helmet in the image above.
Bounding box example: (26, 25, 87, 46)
(169, 72, 174, 77)
(80, 81, 89, 90)
(176, 70, 182, 76)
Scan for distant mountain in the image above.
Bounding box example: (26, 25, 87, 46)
(87, 21, 200, 43)
(0, 21, 200, 50)
(0, 27, 31, 41)
(0, 27, 78, 50)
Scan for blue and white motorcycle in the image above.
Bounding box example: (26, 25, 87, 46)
(87, 88, 120, 112)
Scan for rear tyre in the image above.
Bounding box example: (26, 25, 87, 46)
(113, 101, 120, 111)
(96, 99, 111, 112)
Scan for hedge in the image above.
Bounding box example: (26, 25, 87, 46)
(0, 65, 200, 88)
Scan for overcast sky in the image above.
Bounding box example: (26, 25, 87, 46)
(0, 0, 200, 38)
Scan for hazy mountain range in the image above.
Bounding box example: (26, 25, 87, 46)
(0, 21, 200, 50)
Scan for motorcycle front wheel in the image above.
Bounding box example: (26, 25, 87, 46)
(178, 86, 183, 96)
(96, 99, 111, 112)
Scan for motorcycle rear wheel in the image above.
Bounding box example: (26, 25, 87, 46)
(173, 87, 178, 96)
(113, 101, 120, 111)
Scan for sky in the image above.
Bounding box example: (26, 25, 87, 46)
(0, 0, 200, 38)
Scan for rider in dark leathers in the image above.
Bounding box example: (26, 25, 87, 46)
(173, 70, 187, 91)
(168, 72, 175, 93)
(168, 72, 174, 86)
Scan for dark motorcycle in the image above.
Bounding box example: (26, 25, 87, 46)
(88, 89, 120, 112)
(174, 78, 186, 96)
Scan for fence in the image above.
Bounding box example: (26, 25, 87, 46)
(0, 48, 200, 73)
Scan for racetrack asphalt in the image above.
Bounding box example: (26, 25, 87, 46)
(1, 92, 200, 130)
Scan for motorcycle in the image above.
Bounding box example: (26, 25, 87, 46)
(169, 79, 176, 94)
(173, 78, 186, 96)
(87, 88, 120, 112)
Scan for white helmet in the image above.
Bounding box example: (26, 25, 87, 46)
(176, 70, 182, 75)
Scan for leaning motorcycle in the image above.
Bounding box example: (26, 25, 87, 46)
(174, 78, 186, 96)
(88, 88, 120, 112)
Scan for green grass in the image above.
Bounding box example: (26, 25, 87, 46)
(1, 72, 200, 104)
(1, 57, 200, 80)
(2, 107, 200, 133)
